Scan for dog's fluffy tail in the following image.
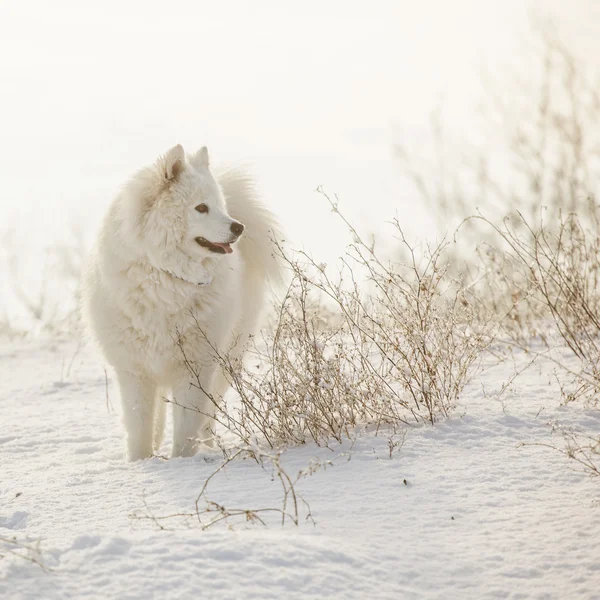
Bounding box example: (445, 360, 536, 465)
(218, 167, 285, 288)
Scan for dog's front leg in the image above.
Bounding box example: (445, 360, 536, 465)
(116, 370, 157, 461)
(171, 373, 215, 458)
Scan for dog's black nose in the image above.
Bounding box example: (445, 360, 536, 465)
(230, 221, 244, 237)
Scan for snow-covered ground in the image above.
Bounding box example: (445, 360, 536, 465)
(1, 338, 599, 599)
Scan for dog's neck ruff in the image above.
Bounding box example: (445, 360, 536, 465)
(162, 268, 210, 287)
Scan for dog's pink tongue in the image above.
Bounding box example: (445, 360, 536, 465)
(213, 243, 233, 254)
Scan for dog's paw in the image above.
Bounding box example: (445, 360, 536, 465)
(125, 439, 153, 462)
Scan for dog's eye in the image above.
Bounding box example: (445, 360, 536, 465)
(195, 203, 209, 214)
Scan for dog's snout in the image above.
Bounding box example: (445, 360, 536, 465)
(230, 221, 244, 237)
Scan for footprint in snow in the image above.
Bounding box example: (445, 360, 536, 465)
(0, 511, 28, 530)
(70, 535, 102, 550)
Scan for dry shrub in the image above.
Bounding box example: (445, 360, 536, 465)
(471, 209, 600, 404)
(0, 223, 87, 337)
(395, 25, 600, 405)
(179, 193, 493, 451)
(396, 27, 600, 253)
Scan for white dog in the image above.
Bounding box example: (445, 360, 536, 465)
(81, 145, 283, 460)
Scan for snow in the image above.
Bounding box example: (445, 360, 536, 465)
(1, 338, 599, 599)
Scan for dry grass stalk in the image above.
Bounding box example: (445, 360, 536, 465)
(519, 422, 600, 479)
(130, 445, 330, 530)
(0, 535, 45, 571)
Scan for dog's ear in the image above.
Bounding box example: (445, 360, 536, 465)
(157, 144, 185, 182)
(189, 146, 210, 170)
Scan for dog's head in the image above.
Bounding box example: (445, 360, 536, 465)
(122, 145, 244, 283)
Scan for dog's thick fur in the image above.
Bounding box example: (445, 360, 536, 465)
(81, 145, 283, 460)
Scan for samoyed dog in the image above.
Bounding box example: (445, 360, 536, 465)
(81, 145, 283, 461)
